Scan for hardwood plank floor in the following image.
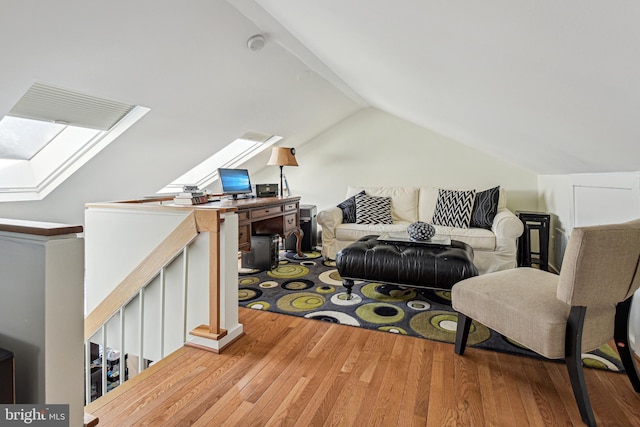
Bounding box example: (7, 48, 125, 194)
(86, 308, 640, 426)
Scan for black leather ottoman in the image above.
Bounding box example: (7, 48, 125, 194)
(336, 234, 478, 297)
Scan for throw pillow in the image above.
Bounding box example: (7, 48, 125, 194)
(470, 186, 500, 229)
(337, 190, 366, 223)
(355, 193, 393, 224)
(432, 189, 476, 228)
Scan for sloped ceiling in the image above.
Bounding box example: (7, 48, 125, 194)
(2, 0, 639, 225)
(237, 0, 640, 174)
(0, 0, 360, 223)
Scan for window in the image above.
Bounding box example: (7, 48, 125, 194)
(157, 132, 282, 194)
(0, 116, 68, 160)
(0, 82, 149, 201)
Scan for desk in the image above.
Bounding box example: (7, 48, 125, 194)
(211, 196, 304, 257)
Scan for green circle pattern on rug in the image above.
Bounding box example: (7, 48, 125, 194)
(238, 252, 625, 372)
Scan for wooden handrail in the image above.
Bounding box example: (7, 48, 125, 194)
(0, 217, 83, 236)
(83, 413, 99, 427)
(84, 212, 199, 340)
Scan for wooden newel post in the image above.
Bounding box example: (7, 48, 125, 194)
(190, 209, 227, 341)
(208, 221, 221, 336)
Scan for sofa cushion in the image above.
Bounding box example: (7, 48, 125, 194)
(470, 186, 500, 229)
(497, 187, 507, 210)
(347, 186, 419, 223)
(334, 222, 496, 251)
(432, 189, 476, 228)
(417, 187, 439, 222)
(336, 190, 365, 223)
(335, 222, 411, 241)
(355, 193, 393, 224)
(432, 225, 496, 250)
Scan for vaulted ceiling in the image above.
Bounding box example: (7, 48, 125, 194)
(1, 1, 639, 224)
(0, 0, 359, 222)
(235, 0, 640, 174)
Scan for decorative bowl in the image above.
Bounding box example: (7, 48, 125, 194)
(407, 221, 436, 241)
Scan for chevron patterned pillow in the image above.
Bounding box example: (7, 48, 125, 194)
(355, 193, 393, 224)
(432, 189, 476, 228)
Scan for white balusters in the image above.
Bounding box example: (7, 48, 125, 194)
(84, 243, 195, 404)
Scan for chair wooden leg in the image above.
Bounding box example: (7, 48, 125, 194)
(614, 296, 640, 392)
(566, 306, 596, 427)
(455, 313, 472, 355)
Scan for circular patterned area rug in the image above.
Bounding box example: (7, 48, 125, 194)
(239, 251, 624, 372)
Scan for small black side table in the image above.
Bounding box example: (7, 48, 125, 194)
(516, 211, 550, 271)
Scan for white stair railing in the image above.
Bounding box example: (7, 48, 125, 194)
(83, 203, 240, 410)
(84, 241, 195, 403)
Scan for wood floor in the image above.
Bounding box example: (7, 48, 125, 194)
(86, 308, 640, 426)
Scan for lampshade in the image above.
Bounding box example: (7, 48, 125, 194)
(267, 147, 298, 167)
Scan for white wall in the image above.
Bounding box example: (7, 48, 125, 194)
(84, 208, 191, 314)
(0, 231, 84, 426)
(0, 0, 360, 227)
(539, 172, 640, 269)
(252, 108, 538, 213)
(539, 172, 640, 355)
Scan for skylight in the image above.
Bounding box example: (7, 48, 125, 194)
(0, 82, 149, 202)
(157, 132, 282, 194)
(0, 116, 66, 160)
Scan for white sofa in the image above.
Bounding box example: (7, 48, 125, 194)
(316, 186, 524, 275)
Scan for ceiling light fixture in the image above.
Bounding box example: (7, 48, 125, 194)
(247, 34, 266, 51)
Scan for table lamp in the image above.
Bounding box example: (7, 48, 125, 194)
(267, 147, 298, 196)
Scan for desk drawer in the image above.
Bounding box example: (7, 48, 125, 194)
(238, 224, 251, 247)
(284, 202, 298, 212)
(284, 213, 298, 233)
(251, 205, 284, 219)
(237, 211, 250, 222)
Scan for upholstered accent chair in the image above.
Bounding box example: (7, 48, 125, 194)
(452, 220, 640, 427)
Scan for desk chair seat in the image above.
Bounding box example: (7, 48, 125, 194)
(452, 220, 640, 427)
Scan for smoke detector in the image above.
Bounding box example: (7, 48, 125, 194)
(247, 34, 266, 51)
